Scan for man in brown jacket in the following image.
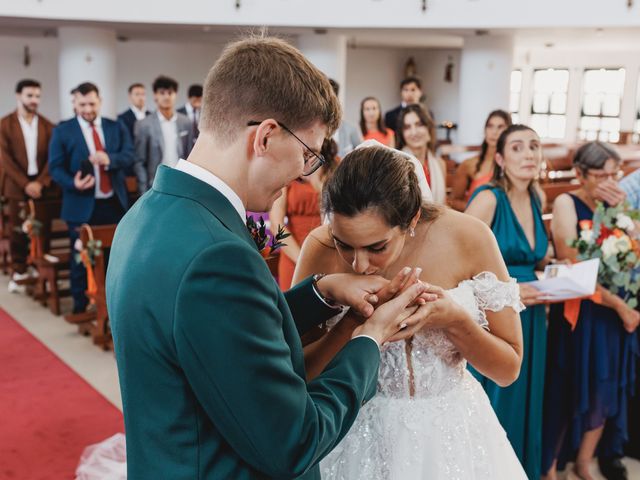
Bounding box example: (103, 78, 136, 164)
(0, 79, 55, 292)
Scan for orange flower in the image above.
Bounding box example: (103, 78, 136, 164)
(260, 246, 272, 259)
(613, 229, 625, 238)
(579, 220, 593, 231)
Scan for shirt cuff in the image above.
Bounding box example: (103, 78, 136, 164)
(351, 334, 380, 351)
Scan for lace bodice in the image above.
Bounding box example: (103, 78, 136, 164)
(330, 272, 523, 399)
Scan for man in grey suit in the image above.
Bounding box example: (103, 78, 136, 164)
(134, 75, 193, 194)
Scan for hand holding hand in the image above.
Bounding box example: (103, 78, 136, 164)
(24, 181, 43, 199)
(352, 282, 427, 346)
(74, 171, 95, 191)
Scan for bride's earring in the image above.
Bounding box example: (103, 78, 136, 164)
(409, 227, 416, 238)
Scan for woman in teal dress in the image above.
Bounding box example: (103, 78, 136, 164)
(466, 124, 552, 479)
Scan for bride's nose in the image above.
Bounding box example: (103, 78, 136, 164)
(352, 250, 370, 275)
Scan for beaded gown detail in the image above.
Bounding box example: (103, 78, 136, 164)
(320, 272, 527, 479)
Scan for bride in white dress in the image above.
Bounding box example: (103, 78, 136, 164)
(294, 144, 528, 479)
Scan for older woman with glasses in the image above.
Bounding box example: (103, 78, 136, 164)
(542, 141, 639, 480)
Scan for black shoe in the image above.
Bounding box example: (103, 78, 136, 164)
(598, 457, 628, 480)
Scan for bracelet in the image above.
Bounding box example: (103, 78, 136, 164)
(312, 273, 337, 307)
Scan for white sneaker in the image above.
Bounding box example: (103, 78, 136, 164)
(8, 280, 26, 294)
(11, 271, 30, 282)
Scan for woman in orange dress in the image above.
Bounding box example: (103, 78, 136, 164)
(449, 109, 511, 211)
(359, 97, 395, 147)
(269, 139, 338, 290)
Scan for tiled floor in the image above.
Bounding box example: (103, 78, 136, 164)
(2, 274, 639, 479)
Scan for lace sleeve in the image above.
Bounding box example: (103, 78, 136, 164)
(325, 307, 350, 331)
(463, 271, 525, 329)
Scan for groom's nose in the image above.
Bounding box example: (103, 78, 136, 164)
(352, 251, 370, 275)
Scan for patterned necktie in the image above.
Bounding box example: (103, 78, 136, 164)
(89, 122, 112, 194)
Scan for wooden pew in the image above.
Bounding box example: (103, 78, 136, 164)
(29, 199, 71, 315)
(0, 200, 10, 275)
(79, 224, 117, 350)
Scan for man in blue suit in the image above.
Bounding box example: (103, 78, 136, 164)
(49, 82, 134, 314)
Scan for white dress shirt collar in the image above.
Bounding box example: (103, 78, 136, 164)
(77, 115, 102, 129)
(17, 113, 39, 176)
(130, 105, 146, 120)
(174, 159, 246, 224)
(157, 111, 177, 123)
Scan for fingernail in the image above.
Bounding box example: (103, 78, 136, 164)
(402, 267, 411, 275)
(370, 295, 378, 304)
(415, 268, 422, 277)
(400, 322, 407, 329)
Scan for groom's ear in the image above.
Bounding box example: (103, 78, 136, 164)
(251, 119, 279, 157)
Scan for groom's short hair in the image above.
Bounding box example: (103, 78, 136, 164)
(200, 35, 341, 145)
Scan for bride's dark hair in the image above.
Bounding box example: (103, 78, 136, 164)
(322, 145, 441, 230)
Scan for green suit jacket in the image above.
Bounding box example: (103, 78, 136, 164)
(106, 165, 380, 479)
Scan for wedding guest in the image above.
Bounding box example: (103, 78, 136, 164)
(117, 83, 150, 141)
(106, 36, 433, 480)
(466, 124, 552, 480)
(397, 103, 447, 204)
(0, 79, 55, 292)
(359, 97, 394, 147)
(542, 142, 639, 480)
(384, 76, 424, 132)
(328, 79, 362, 158)
(48, 82, 134, 315)
(269, 138, 337, 290)
(133, 75, 193, 194)
(177, 83, 202, 141)
(620, 168, 640, 210)
(450, 109, 511, 211)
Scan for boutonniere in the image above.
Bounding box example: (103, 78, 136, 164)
(246, 216, 291, 259)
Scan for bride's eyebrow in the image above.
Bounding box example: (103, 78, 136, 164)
(331, 233, 389, 249)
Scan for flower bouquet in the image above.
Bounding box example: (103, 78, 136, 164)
(570, 201, 640, 309)
(246, 216, 290, 259)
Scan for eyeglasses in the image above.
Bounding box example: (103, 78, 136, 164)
(247, 120, 325, 176)
(586, 169, 624, 181)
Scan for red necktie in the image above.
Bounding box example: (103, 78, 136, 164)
(89, 123, 112, 194)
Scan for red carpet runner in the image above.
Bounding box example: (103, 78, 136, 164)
(0, 307, 124, 479)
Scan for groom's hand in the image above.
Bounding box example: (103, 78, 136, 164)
(316, 273, 389, 318)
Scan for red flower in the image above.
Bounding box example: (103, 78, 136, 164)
(596, 225, 612, 245)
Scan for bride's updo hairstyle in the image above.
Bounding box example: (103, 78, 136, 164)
(322, 145, 440, 230)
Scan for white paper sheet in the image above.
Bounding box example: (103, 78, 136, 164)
(525, 258, 600, 301)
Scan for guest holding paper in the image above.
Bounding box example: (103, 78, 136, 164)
(542, 141, 639, 480)
(465, 124, 552, 480)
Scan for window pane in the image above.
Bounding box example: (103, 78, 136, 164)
(533, 93, 550, 113)
(548, 115, 566, 139)
(580, 116, 601, 133)
(602, 93, 620, 117)
(583, 93, 602, 116)
(600, 117, 620, 134)
(549, 93, 567, 114)
(556, 70, 570, 92)
(531, 114, 549, 138)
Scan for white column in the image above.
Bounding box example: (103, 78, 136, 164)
(57, 27, 117, 119)
(457, 35, 514, 146)
(297, 33, 348, 104)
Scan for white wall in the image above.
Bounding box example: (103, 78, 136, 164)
(0, 34, 227, 122)
(2, 0, 639, 29)
(344, 46, 462, 140)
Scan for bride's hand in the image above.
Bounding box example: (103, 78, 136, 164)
(385, 284, 471, 343)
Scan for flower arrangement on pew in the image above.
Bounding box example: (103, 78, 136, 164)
(246, 216, 290, 260)
(570, 202, 640, 308)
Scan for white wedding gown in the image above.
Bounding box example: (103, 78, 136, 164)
(320, 272, 528, 480)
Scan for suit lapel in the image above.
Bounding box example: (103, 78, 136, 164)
(153, 166, 257, 251)
(102, 119, 115, 151)
(73, 118, 91, 159)
(151, 114, 165, 154)
(10, 112, 28, 170)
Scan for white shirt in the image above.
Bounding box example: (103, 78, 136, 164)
(130, 105, 146, 121)
(173, 159, 376, 348)
(184, 102, 199, 124)
(18, 114, 39, 176)
(158, 112, 179, 168)
(77, 115, 113, 199)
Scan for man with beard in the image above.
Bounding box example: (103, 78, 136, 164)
(48, 82, 134, 316)
(0, 79, 55, 293)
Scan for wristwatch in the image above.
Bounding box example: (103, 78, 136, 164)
(312, 273, 338, 307)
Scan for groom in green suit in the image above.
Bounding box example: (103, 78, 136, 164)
(107, 36, 426, 479)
